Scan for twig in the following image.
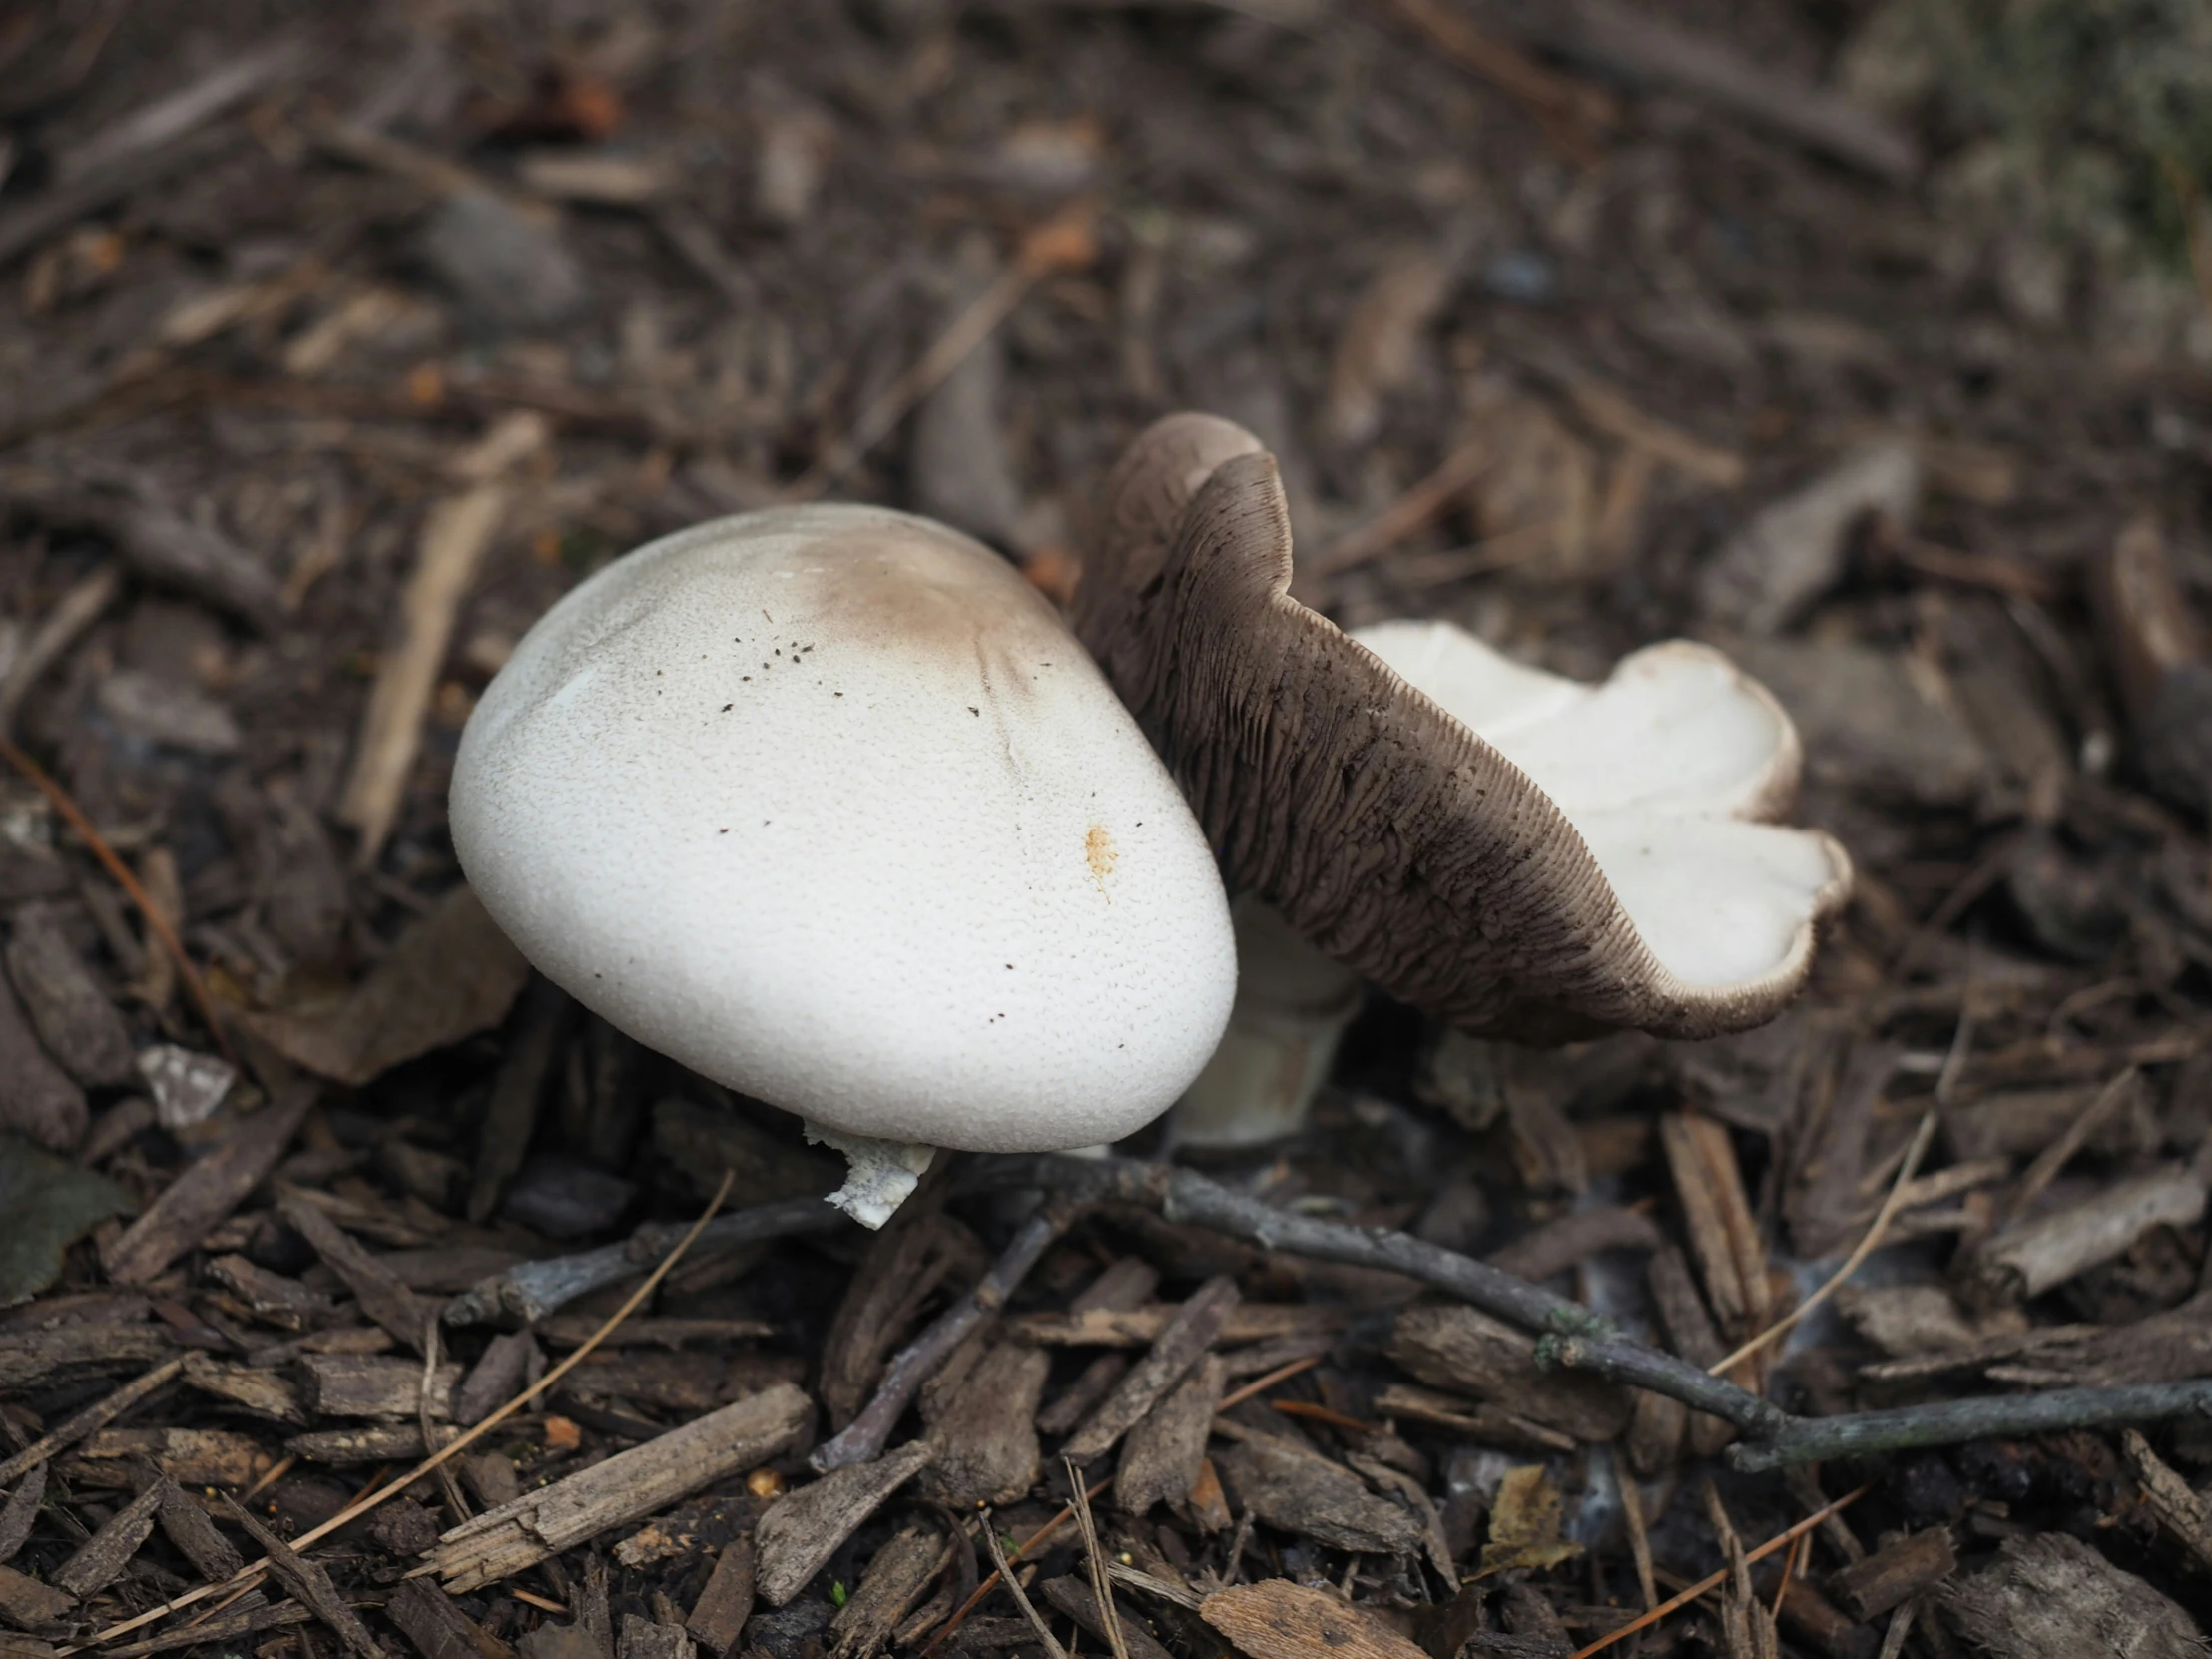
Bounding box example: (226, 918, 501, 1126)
(981, 1154, 2212, 1474)
(783, 203, 1098, 502)
(1221, 1355, 1321, 1411)
(925, 1482, 1110, 1659)
(1875, 1598, 1918, 1659)
(0, 735, 236, 1066)
(64, 1173, 737, 1654)
(1725, 1381, 2212, 1473)
(1309, 439, 1492, 579)
(1709, 1109, 1938, 1376)
(0, 1357, 185, 1487)
(813, 1193, 1083, 1472)
(239, 1454, 301, 1504)
(1769, 1530, 1804, 1626)
(0, 562, 119, 736)
(1063, 1459, 1130, 1659)
(970, 1156, 1786, 1436)
(420, 1318, 470, 1524)
(2000, 1067, 2138, 1226)
(445, 1195, 846, 1325)
(1375, 0, 1612, 164)
(1615, 1457, 1657, 1612)
(979, 1510, 1070, 1659)
(1566, 1484, 1871, 1659)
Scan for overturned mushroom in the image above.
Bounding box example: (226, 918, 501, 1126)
(1079, 414, 1850, 1144)
(451, 504, 1236, 1223)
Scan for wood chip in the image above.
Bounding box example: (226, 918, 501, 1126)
(0, 1356, 188, 1486)
(288, 1422, 431, 1464)
(1937, 1531, 2202, 1658)
(1201, 1581, 1428, 1659)
(755, 1438, 936, 1608)
(5, 905, 135, 1088)
(469, 979, 569, 1223)
(0, 1468, 42, 1566)
(1384, 1305, 1630, 1442)
(617, 1616, 692, 1659)
(428, 1382, 811, 1593)
(1116, 1353, 1224, 1516)
(830, 1523, 949, 1659)
(101, 1085, 316, 1286)
(1827, 1528, 1957, 1623)
(818, 1201, 976, 1429)
(1014, 1306, 1348, 1348)
(0, 969, 86, 1154)
(336, 480, 511, 863)
(50, 1478, 162, 1598)
(148, 1466, 245, 1580)
(1964, 1165, 2207, 1307)
(685, 1539, 754, 1659)
(1062, 1276, 1240, 1465)
(222, 1493, 385, 1659)
(1369, 1383, 1577, 1455)
(0, 1325, 173, 1393)
(102, 1602, 310, 1659)
(279, 1192, 432, 1350)
(388, 1577, 519, 1659)
(298, 1353, 459, 1419)
(1660, 1111, 1772, 1340)
(180, 1354, 306, 1425)
(916, 1340, 1046, 1507)
(65, 1427, 274, 1489)
(0, 1563, 76, 1626)
(1212, 1428, 1423, 1555)
(455, 1332, 539, 1426)
(1039, 1578, 1172, 1659)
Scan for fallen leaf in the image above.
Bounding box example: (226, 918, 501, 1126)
(1477, 1465, 1582, 1578)
(0, 1134, 132, 1304)
(242, 886, 529, 1085)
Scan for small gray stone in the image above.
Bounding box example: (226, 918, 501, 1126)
(420, 190, 590, 332)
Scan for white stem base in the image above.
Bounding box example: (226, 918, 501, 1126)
(805, 1123, 937, 1229)
(1172, 898, 1364, 1149)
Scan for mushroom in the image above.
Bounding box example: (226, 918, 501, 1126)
(449, 504, 1237, 1224)
(1078, 414, 1851, 1147)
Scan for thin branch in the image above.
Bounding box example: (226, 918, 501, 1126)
(971, 1155, 1786, 1435)
(0, 1357, 185, 1486)
(980, 1154, 2212, 1476)
(1726, 1380, 2212, 1473)
(64, 1172, 738, 1654)
(1566, 1485, 1871, 1659)
(813, 1193, 1082, 1472)
(979, 1510, 1070, 1659)
(782, 203, 1097, 502)
(926, 1482, 1111, 1659)
(1710, 1109, 1938, 1376)
(1064, 1459, 1131, 1659)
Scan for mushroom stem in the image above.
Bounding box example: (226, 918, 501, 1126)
(805, 1123, 937, 1229)
(1172, 898, 1364, 1148)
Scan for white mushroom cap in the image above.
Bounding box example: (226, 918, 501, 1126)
(1353, 619, 1845, 993)
(450, 505, 1237, 1154)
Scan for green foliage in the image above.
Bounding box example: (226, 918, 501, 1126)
(1863, 0, 2212, 270)
(0, 1134, 132, 1305)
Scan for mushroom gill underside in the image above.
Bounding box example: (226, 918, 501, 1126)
(1076, 412, 1854, 1048)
